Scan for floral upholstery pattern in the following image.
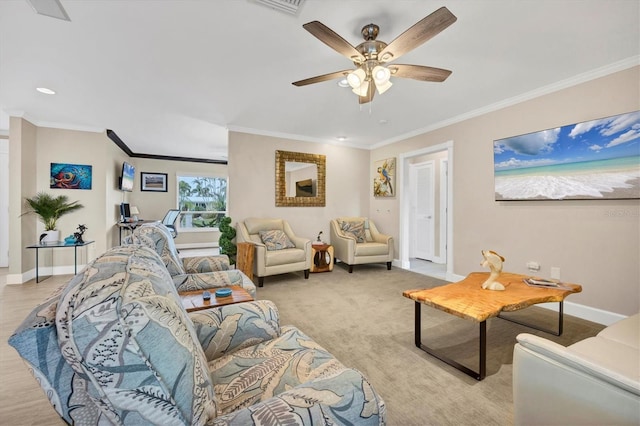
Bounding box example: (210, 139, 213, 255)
(125, 222, 256, 297)
(56, 245, 218, 425)
(10, 244, 386, 425)
(8, 281, 102, 423)
(259, 229, 296, 251)
(339, 220, 367, 243)
(124, 222, 229, 275)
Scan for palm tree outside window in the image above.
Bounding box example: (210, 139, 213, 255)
(177, 176, 227, 230)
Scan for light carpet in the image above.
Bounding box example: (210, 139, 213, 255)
(256, 262, 605, 426)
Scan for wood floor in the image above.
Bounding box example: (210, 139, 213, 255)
(0, 270, 68, 425)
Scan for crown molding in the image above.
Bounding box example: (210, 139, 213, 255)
(372, 56, 640, 149)
(106, 130, 227, 164)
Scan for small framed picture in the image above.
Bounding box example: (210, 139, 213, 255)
(140, 172, 168, 192)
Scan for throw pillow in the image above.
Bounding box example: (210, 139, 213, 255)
(339, 220, 366, 243)
(259, 230, 296, 251)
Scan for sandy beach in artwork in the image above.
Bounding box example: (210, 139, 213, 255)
(495, 158, 640, 200)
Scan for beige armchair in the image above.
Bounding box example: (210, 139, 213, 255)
(330, 217, 393, 273)
(236, 218, 311, 287)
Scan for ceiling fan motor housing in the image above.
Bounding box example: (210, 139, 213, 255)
(361, 23, 379, 40)
(355, 40, 388, 64)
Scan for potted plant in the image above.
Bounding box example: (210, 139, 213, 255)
(218, 216, 237, 262)
(22, 192, 84, 244)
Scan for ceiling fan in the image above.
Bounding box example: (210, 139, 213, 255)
(292, 6, 457, 104)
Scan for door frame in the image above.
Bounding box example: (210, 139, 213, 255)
(0, 138, 8, 267)
(399, 141, 454, 279)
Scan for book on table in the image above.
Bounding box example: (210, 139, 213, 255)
(524, 277, 571, 290)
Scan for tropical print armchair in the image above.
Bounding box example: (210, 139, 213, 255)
(124, 222, 256, 297)
(9, 245, 386, 425)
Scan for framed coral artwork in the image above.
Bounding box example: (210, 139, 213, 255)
(374, 157, 395, 197)
(50, 163, 92, 189)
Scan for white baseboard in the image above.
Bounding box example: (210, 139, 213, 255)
(535, 301, 627, 326)
(6, 273, 28, 285)
(5, 265, 87, 284)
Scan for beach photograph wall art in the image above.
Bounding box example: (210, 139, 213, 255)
(494, 110, 640, 200)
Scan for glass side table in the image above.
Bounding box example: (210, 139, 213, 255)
(26, 240, 95, 283)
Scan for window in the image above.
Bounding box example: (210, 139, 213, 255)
(177, 175, 227, 230)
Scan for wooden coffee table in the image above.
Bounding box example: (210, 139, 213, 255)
(403, 272, 582, 380)
(179, 286, 254, 313)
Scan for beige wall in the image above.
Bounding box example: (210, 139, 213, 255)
(228, 132, 369, 242)
(371, 66, 640, 316)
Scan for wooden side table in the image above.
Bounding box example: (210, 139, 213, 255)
(179, 286, 254, 313)
(236, 242, 254, 280)
(311, 243, 334, 273)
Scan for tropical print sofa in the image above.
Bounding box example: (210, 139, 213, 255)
(9, 245, 386, 425)
(124, 222, 256, 297)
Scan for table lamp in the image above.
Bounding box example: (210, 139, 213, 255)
(130, 206, 140, 222)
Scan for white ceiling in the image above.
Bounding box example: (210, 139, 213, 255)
(1, 0, 638, 162)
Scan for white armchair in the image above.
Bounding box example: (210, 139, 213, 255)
(236, 218, 311, 287)
(330, 217, 393, 273)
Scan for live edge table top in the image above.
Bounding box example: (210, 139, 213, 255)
(403, 272, 582, 323)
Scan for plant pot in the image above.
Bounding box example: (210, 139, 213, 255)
(41, 230, 60, 245)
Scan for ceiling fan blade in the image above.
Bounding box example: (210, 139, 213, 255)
(378, 7, 457, 62)
(292, 70, 352, 87)
(389, 64, 452, 82)
(359, 81, 375, 104)
(303, 21, 365, 63)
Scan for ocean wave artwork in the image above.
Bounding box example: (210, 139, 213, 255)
(494, 111, 640, 200)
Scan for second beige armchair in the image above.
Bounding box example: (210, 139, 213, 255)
(237, 218, 311, 287)
(330, 217, 393, 273)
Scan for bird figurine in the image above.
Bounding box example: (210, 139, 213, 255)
(480, 250, 506, 291)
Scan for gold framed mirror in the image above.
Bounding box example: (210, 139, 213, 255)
(275, 150, 326, 207)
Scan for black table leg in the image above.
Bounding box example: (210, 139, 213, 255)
(498, 301, 564, 336)
(414, 301, 487, 381)
(35, 247, 39, 283)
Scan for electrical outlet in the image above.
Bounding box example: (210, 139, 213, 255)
(550, 267, 561, 280)
(526, 261, 540, 271)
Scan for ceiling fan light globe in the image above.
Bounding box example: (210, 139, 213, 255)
(375, 79, 393, 95)
(347, 68, 366, 89)
(352, 80, 370, 97)
(372, 65, 391, 85)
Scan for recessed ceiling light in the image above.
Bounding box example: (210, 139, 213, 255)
(36, 87, 56, 95)
(337, 78, 349, 88)
(379, 119, 388, 125)
(337, 136, 347, 141)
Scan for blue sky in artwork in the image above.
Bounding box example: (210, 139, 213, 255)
(494, 111, 640, 170)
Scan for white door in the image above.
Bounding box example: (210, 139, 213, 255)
(0, 139, 8, 267)
(411, 161, 435, 261)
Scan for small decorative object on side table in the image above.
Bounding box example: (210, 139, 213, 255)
(480, 250, 505, 291)
(74, 224, 87, 244)
(311, 243, 334, 273)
